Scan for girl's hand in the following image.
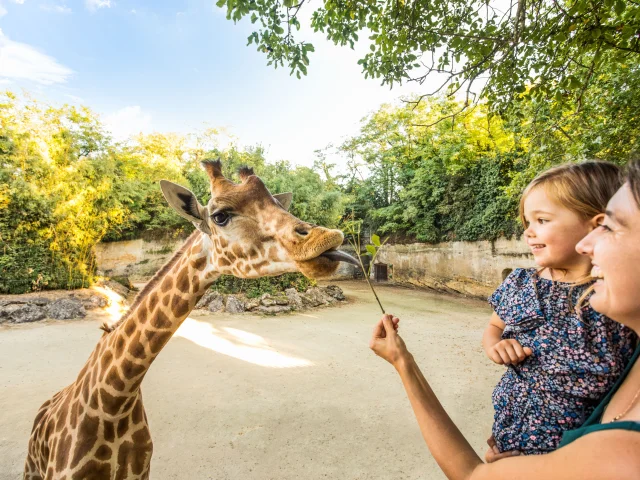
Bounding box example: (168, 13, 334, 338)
(488, 339, 533, 365)
(369, 314, 406, 368)
(484, 435, 521, 463)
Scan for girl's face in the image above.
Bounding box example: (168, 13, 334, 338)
(577, 184, 640, 328)
(522, 187, 596, 270)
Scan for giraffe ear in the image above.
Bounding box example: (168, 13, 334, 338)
(160, 180, 212, 235)
(273, 192, 293, 211)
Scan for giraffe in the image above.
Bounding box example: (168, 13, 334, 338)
(23, 159, 358, 480)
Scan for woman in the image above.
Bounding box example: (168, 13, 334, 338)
(370, 161, 640, 479)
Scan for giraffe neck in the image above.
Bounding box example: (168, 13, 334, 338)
(97, 231, 220, 399)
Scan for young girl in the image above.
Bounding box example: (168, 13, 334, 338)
(482, 161, 637, 455)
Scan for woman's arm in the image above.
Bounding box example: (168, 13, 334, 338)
(370, 315, 640, 480)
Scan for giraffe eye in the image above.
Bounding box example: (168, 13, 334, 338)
(212, 211, 231, 226)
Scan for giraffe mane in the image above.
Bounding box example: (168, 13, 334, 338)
(100, 231, 200, 333)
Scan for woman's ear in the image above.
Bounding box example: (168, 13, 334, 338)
(589, 213, 605, 231)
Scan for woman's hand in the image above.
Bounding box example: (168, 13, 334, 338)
(369, 314, 408, 368)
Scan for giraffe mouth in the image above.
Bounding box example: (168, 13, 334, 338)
(318, 249, 360, 266)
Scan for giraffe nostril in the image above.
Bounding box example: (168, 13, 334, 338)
(295, 227, 310, 237)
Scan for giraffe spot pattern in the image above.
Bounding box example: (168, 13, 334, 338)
(70, 414, 99, 468)
(151, 310, 171, 329)
(171, 296, 189, 318)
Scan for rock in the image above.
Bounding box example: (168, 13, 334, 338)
(100, 279, 130, 298)
(196, 290, 220, 309)
(225, 295, 245, 314)
(314, 287, 336, 304)
(74, 293, 109, 310)
(0, 303, 46, 324)
(299, 291, 322, 307)
(46, 298, 86, 320)
(284, 288, 304, 309)
(0, 297, 50, 308)
(260, 294, 277, 307)
(323, 285, 346, 301)
(257, 305, 293, 315)
(302, 287, 333, 306)
(207, 294, 225, 313)
(273, 295, 289, 306)
(112, 276, 136, 291)
(245, 298, 261, 310)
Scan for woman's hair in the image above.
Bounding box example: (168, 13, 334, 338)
(628, 159, 640, 208)
(519, 161, 623, 226)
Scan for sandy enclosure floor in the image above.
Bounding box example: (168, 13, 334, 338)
(0, 282, 501, 480)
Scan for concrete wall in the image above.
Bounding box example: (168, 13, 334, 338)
(375, 238, 536, 298)
(94, 237, 536, 299)
(94, 237, 186, 281)
(94, 238, 363, 281)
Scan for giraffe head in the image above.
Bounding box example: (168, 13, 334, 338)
(160, 159, 358, 279)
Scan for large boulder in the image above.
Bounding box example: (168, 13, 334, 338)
(323, 285, 346, 301)
(301, 287, 333, 307)
(196, 290, 219, 309)
(100, 279, 130, 298)
(284, 288, 304, 309)
(207, 294, 225, 313)
(46, 298, 86, 320)
(225, 295, 245, 314)
(74, 292, 109, 310)
(257, 305, 293, 315)
(260, 294, 277, 307)
(244, 298, 261, 311)
(0, 303, 46, 324)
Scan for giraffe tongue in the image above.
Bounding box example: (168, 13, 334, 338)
(319, 249, 360, 266)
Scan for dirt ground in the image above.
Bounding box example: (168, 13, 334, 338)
(0, 281, 501, 480)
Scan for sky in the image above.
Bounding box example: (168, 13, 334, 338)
(0, 0, 440, 168)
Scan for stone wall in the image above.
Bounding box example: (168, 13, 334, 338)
(374, 238, 535, 298)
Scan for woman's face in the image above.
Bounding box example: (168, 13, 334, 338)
(577, 183, 640, 328)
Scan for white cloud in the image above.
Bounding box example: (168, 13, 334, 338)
(85, 0, 110, 10)
(104, 106, 152, 141)
(0, 5, 7, 16)
(11, 0, 25, 4)
(0, 29, 73, 84)
(40, 4, 72, 13)
(129, 8, 136, 14)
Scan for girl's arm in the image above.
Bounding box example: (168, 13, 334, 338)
(481, 313, 505, 356)
(370, 315, 640, 480)
(482, 312, 532, 365)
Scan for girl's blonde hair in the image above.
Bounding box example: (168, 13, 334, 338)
(519, 161, 622, 227)
(520, 161, 623, 314)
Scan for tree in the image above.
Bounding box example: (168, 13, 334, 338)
(218, 0, 640, 115)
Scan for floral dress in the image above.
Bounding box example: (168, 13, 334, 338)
(489, 268, 637, 455)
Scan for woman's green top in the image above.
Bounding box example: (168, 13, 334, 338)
(559, 345, 640, 447)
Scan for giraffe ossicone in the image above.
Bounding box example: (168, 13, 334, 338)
(23, 159, 357, 480)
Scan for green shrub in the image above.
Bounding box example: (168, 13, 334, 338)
(209, 273, 316, 298)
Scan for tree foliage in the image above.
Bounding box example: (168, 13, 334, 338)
(0, 92, 345, 293)
(338, 85, 634, 242)
(218, 0, 640, 115)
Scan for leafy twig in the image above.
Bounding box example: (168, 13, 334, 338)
(341, 217, 387, 314)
